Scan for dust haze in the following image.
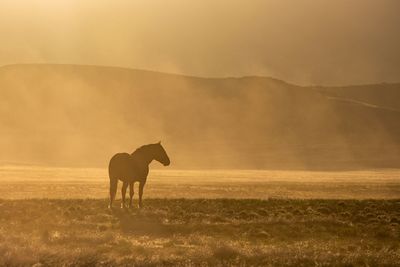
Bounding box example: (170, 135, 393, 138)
(1, 2, 400, 266)
(1, 64, 400, 169)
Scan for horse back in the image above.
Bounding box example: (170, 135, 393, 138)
(108, 153, 134, 180)
(109, 153, 148, 182)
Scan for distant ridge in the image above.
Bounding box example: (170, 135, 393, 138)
(0, 64, 399, 169)
(3, 63, 398, 87)
(0, 63, 314, 87)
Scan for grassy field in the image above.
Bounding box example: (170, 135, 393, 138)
(1, 166, 400, 199)
(0, 166, 399, 266)
(0, 199, 399, 266)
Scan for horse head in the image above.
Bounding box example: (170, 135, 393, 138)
(153, 141, 170, 166)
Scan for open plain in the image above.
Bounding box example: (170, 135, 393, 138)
(0, 166, 399, 266)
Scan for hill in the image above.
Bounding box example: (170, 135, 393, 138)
(0, 64, 399, 169)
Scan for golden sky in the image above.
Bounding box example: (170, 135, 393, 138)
(0, 0, 399, 85)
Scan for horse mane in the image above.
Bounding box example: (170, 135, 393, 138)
(131, 143, 155, 157)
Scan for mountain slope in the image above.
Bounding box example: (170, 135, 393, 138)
(0, 64, 399, 169)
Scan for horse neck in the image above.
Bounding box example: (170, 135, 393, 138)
(133, 148, 156, 166)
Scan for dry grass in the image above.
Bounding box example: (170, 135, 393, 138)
(0, 166, 399, 199)
(0, 198, 399, 266)
(1, 167, 399, 266)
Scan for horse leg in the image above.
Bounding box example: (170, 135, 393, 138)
(108, 178, 118, 209)
(129, 182, 134, 208)
(138, 182, 145, 208)
(121, 182, 128, 208)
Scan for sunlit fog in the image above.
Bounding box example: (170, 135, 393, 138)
(1, 1, 400, 266)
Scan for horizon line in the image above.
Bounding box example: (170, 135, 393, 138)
(1, 62, 399, 88)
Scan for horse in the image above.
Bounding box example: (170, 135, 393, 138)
(108, 142, 170, 209)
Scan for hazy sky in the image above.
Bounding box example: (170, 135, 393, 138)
(0, 0, 399, 85)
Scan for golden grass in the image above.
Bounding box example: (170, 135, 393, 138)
(1, 167, 400, 266)
(0, 166, 399, 199)
(0, 198, 399, 266)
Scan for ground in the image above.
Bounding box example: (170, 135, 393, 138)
(0, 198, 399, 266)
(0, 166, 399, 266)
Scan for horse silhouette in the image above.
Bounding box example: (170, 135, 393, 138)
(108, 142, 170, 208)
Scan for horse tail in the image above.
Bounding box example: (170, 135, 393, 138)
(109, 177, 118, 204)
(108, 157, 119, 208)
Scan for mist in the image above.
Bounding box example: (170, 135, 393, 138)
(0, 0, 400, 85)
(2, 2, 400, 266)
(1, 1, 400, 169)
(1, 64, 399, 169)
